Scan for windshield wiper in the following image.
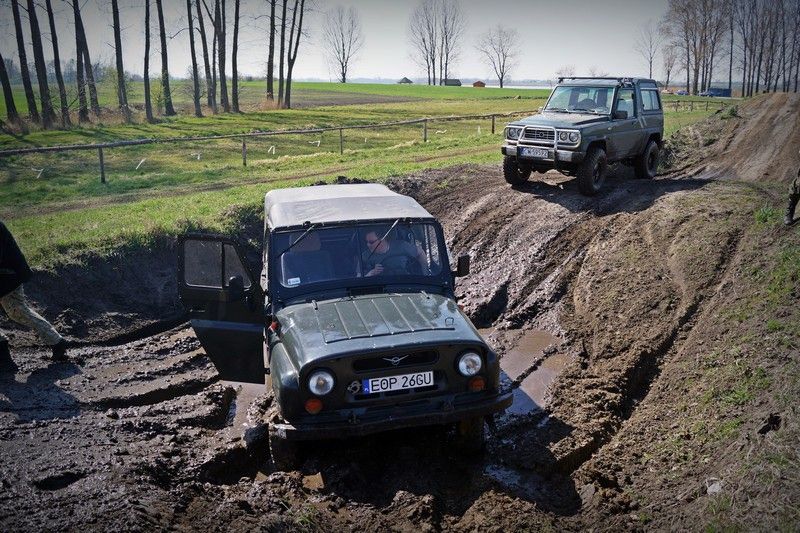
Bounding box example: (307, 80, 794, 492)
(363, 218, 401, 267)
(545, 107, 569, 113)
(277, 223, 319, 258)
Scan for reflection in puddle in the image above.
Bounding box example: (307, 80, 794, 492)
(502, 330, 559, 381)
(483, 463, 549, 501)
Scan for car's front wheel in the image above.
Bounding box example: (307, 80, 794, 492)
(454, 416, 485, 454)
(634, 139, 660, 179)
(576, 146, 608, 195)
(503, 156, 532, 186)
(269, 431, 300, 471)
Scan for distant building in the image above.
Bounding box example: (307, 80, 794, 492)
(472, 80, 486, 88)
(443, 79, 462, 86)
(398, 77, 413, 84)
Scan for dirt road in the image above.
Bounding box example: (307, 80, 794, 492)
(1, 94, 798, 531)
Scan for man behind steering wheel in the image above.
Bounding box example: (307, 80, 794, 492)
(362, 229, 427, 277)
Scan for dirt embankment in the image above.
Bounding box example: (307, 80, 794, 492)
(1, 94, 798, 531)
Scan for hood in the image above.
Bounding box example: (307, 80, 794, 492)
(513, 111, 608, 129)
(275, 292, 484, 368)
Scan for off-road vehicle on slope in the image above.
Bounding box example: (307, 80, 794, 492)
(178, 184, 512, 469)
(501, 77, 664, 195)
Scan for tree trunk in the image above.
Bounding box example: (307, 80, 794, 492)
(267, 0, 276, 100)
(73, 0, 89, 122)
(155, 0, 176, 115)
(196, 0, 215, 110)
(284, 0, 305, 109)
(144, 0, 154, 122)
(45, 0, 70, 127)
(111, 0, 131, 122)
(216, 0, 229, 112)
(278, 0, 287, 106)
(11, 0, 39, 122)
(0, 51, 21, 124)
(187, 0, 202, 116)
(231, 0, 240, 112)
(26, 0, 56, 128)
(73, 1, 100, 115)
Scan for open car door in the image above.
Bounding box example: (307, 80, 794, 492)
(178, 234, 265, 384)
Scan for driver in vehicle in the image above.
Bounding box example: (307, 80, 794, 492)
(362, 229, 427, 277)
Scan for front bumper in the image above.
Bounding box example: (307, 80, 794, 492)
(502, 143, 584, 164)
(271, 390, 513, 441)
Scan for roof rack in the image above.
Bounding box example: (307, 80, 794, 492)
(557, 76, 635, 84)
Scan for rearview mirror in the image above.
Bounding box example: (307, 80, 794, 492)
(228, 275, 245, 301)
(456, 255, 470, 277)
(613, 110, 628, 120)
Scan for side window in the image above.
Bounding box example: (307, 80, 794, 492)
(615, 89, 635, 118)
(184, 239, 251, 289)
(642, 90, 661, 111)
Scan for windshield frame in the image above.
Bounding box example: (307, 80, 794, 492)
(267, 219, 453, 303)
(544, 85, 619, 115)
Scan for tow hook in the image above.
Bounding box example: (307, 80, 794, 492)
(348, 411, 359, 425)
(442, 400, 453, 412)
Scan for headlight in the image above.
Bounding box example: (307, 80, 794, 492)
(308, 370, 335, 396)
(505, 127, 522, 140)
(569, 132, 579, 143)
(558, 131, 568, 141)
(457, 352, 483, 376)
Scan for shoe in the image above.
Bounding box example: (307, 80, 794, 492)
(0, 340, 18, 372)
(785, 195, 799, 226)
(51, 339, 69, 362)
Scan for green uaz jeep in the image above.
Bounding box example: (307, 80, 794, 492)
(178, 184, 512, 468)
(501, 77, 664, 195)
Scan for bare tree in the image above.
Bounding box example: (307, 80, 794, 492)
(71, 0, 88, 121)
(72, 0, 100, 116)
(11, 0, 39, 123)
(44, 0, 71, 127)
(144, 0, 154, 122)
(26, 0, 57, 128)
(278, 0, 287, 104)
(635, 21, 662, 78)
(111, 0, 131, 123)
(187, 0, 203, 116)
(155, 0, 176, 115)
(266, 0, 276, 99)
(322, 6, 364, 83)
(196, 0, 216, 111)
(284, 0, 306, 109)
(438, 0, 465, 83)
(0, 50, 21, 125)
(216, 0, 230, 112)
(231, 0, 240, 112)
(476, 25, 519, 88)
(662, 44, 678, 88)
(409, 0, 438, 85)
(587, 66, 609, 77)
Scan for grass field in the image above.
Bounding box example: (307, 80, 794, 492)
(0, 80, 735, 267)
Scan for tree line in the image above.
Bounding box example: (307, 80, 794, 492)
(659, 0, 800, 95)
(0, 0, 308, 130)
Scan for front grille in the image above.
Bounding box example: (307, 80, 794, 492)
(352, 350, 438, 373)
(523, 128, 555, 142)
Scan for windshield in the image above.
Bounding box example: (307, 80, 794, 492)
(273, 223, 445, 288)
(545, 86, 614, 114)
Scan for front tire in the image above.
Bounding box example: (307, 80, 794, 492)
(576, 146, 608, 196)
(634, 139, 660, 179)
(454, 416, 485, 454)
(503, 156, 532, 186)
(269, 430, 300, 471)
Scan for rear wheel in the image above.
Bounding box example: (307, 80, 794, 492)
(454, 416, 485, 454)
(576, 146, 608, 196)
(634, 139, 660, 179)
(503, 156, 532, 186)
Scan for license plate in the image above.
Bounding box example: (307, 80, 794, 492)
(362, 371, 434, 393)
(519, 146, 549, 159)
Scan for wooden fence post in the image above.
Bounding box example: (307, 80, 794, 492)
(706, 101, 709, 111)
(423, 119, 428, 142)
(242, 139, 247, 166)
(690, 101, 694, 111)
(491, 115, 496, 134)
(98, 147, 106, 184)
(339, 128, 344, 154)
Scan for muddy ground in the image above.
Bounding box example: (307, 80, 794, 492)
(1, 95, 798, 531)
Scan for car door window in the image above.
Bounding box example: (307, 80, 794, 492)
(615, 89, 635, 118)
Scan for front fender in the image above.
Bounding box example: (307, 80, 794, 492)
(269, 341, 301, 419)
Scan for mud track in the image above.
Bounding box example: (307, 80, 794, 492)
(1, 94, 798, 531)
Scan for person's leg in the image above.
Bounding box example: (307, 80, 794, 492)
(786, 176, 800, 226)
(0, 286, 66, 359)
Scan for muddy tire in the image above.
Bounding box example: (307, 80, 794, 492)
(576, 146, 608, 196)
(269, 431, 300, 471)
(454, 416, 485, 454)
(634, 139, 660, 179)
(503, 156, 532, 186)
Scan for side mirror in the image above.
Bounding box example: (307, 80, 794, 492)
(613, 110, 628, 120)
(456, 255, 470, 277)
(227, 275, 245, 301)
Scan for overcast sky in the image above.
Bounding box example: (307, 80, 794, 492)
(1, 0, 671, 82)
